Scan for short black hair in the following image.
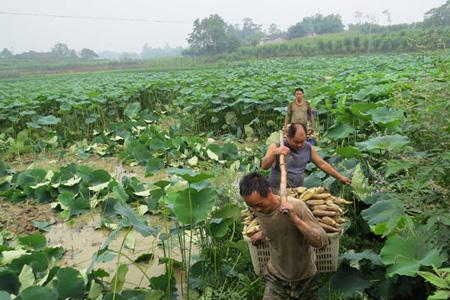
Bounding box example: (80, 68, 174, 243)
(295, 87, 304, 93)
(287, 123, 306, 138)
(239, 172, 270, 198)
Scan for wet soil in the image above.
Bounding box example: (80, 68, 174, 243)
(0, 200, 56, 235)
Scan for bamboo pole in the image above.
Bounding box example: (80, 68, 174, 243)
(279, 130, 289, 215)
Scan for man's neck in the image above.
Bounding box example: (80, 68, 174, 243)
(267, 194, 281, 213)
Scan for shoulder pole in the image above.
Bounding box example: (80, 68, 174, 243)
(279, 130, 289, 215)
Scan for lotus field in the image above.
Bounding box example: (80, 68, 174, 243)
(0, 52, 449, 299)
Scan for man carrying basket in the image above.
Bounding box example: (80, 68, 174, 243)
(239, 123, 351, 299)
(240, 172, 327, 299)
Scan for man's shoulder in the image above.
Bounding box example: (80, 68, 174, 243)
(287, 196, 308, 211)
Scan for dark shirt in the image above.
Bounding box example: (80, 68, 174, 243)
(268, 141, 312, 188)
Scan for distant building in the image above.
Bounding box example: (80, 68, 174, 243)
(258, 37, 286, 46)
(14, 51, 59, 59)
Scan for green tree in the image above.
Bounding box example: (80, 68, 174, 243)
(304, 14, 344, 34)
(287, 22, 310, 39)
(424, 0, 450, 26)
(0, 48, 13, 58)
(267, 23, 282, 38)
(186, 14, 240, 56)
(51, 43, 70, 57)
(287, 13, 344, 39)
(238, 17, 265, 46)
(80, 48, 98, 59)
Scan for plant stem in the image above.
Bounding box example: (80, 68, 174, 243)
(112, 227, 132, 300)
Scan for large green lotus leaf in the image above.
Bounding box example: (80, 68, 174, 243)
(88, 169, 111, 185)
(0, 270, 20, 295)
(209, 204, 242, 238)
(350, 103, 378, 120)
(148, 136, 168, 151)
(206, 143, 222, 155)
(130, 143, 151, 164)
(18, 233, 47, 250)
(335, 146, 361, 158)
(110, 184, 129, 202)
(173, 188, 216, 224)
(145, 157, 165, 176)
(15, 169, 47, 189)
(208, 219, 229, 238)
(55, 267, 85, 299)
(114, 201, 157, 236)
(356, 135, 409, 153)
(211, 204, 241, 222)
(303, 172, 323, 188)
(58, 192, 90, 218)
(380, 236, 446, 277)
(340, 250, 383, 270)
(42, 247, 65, 261)
(326, 123, 355, 139)
(0, 189, 26, 203)
(10, 253, 49, 274)
(361, 199, 404, 226)
(149, 272, 178, 300)
(170, 168, 213, 184)
(33, 186, 52, 203)
(266, 131, 281, 145)
(368, 107, 404, 127)
(384, 159, 415, 177)
(124, 102, 141, 119)
(36, 115, 61, 126)
(222, 143, 239, 160)
(19, 286, 58, 300)
(0, 291, 11, 300)
(323, 264, 371, 297)
(353, 84, 393, 101)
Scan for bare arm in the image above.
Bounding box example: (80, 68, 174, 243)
(261, 143, 277, 170)
(310, 147, 351, 184)
(261, 143, 290, 170)
(309, 110, 315, 130)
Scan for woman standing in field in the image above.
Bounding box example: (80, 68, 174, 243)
(284, 87, 315, 133)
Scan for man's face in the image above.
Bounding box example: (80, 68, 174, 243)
(295, 90, 303, 100)
(287, 128, 306, 151)
(244, 191, 275, 214)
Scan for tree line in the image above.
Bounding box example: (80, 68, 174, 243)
(1, 43, 185, 61)
(0, 43, 99, 60)
(184, 0, 450, 56)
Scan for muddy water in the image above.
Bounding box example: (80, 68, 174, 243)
(46, 211, 187, 289)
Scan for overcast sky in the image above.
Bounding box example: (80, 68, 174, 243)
(0, 0, 446, 54)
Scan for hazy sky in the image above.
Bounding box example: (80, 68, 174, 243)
(0, 0, 446, 53)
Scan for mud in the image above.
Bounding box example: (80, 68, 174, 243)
(0, 200, 56, 235)
(45, 211, 188, 289)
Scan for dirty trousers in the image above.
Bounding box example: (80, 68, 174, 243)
(262, 272, 319, 300)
